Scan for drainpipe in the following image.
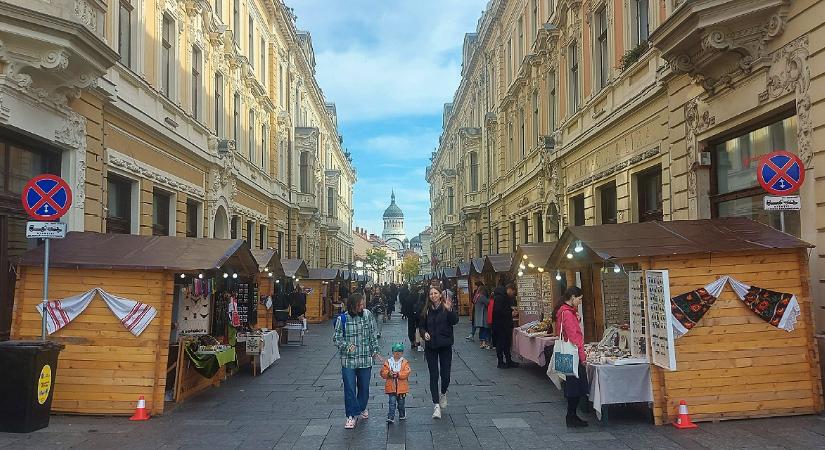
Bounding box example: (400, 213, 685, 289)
(287, 49, 293, 258)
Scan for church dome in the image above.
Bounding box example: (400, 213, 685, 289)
(383, 192, 404, 219)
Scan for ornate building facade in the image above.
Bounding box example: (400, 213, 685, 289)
(0, 0, 355, 338)
(428, 0, 825, 328)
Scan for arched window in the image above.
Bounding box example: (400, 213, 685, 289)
(299, 151, 310, 193)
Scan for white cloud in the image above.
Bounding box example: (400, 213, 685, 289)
(290, 0, 487, 122)
(359, 130, 439, 161)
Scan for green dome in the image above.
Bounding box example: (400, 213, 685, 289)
(383, 192, 404, 219)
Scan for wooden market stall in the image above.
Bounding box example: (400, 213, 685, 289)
(304, 268, 340, 323)
(456, 262, 472, 315)
(251, 249, 286, 330)
(11, 232, 258, 415)
(546, 218, 824, 424)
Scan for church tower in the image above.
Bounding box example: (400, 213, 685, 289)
(382, 191, 406, 251)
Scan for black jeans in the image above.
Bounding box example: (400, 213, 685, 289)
(495, 325, 513, 364)
(424, 346, 452, 404)
(407, 317, 418, 344)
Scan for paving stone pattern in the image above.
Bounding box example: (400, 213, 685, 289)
(2, 307, 824, 449)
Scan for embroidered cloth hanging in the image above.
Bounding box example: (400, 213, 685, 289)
(728, 277, 800, 332)
(670, 276, 728, 339)
(36, 288, 158, 336)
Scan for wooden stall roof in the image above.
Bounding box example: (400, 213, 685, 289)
(251, 249, 286, 277)
(511, 243, 558, 272)
(18, 231, 258, 274)
(485, 253, 514, 273)
(442, 267, 458, 279)
(282, 259, 310, 278)
(307, 268, 341, 281)
(470, 257, 486, 275)
(457, 262, 471, 277)
(548, 218, 812, 268)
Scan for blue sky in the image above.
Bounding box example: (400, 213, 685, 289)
(289, 0, 486, 237)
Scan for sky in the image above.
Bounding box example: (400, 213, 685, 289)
(288, 0, 487, 238)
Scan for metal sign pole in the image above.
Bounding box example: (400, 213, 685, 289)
(779, 211, 786, 233)
(41, 238, 50, 341)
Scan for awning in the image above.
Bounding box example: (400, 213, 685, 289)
(306, 268, 341, 281)
(251, 249, 286, 277)
(281, 259, 310, 278)
(511, 242, 558, 272)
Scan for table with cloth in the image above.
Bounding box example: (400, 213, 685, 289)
(237, 330, 280, 375)
(586, 363, 653, 421)
(512, 327, 556, 366)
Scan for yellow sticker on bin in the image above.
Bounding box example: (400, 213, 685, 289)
(37, 365, 52, 405)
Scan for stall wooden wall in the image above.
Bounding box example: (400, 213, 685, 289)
(255, 275, 273, 329)
(303, 280, 326, 323)
(646, 249, 823, 424)
(11, 267, 173, 415)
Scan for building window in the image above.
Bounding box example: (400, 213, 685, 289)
(517, 17, 524, 63)
(469, 151, 479, 192)
(279, 140, 287, 181)
(494, 227, 500, 254)
(191, 46, 202, 121)
(261, 124, 268, 169)
(510, 221, 517, 251)
(214, 73, 224, 136)
(712, 116, 800, 236)
(568, 41, 578, 113)
(519, 108, 526, 158)
(215, 0, 222, 20)
(531, 0, 538, 40)
(277, 231, 283, 256)
(633, 0, 650, 47)
(534, 212, 544, 243)
(521, 217, 529, 244)
(447, 187, 454, 215)
(637, 166, 663, 222)
(598, 182, 617, 224)
(233, 0, 240, 44)
(186, 199, 200, 237)
(477, 233, 483, 258)
(231, 215, 239, 239)
(571, 194, 585, 226)
(507, 122, 514, 166)
(548, 71, 556, 132)
(118, 0, 132, 67)
(506, 39, 512, 83)
(595, 8, 608, 90)
(532, 91, 539, 148)
(297, 236, 303, 259)
(248, 110, 255, 161)
(260, 37, 266, 80)
(161, 15, 173, 98)
(106, 174, 133, 234)
(248, 15, 254, 68)
(0, 139, 61, 195)
(152, 190, 171, 236)
(327, 187, 335, 217)
(259, 224, 266, 249)
(233, 93, 240, 144)
(246, 220, 254, 247)
(299, 151, 310, 193)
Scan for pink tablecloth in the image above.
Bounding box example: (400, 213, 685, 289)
(512, 328, 556, 366)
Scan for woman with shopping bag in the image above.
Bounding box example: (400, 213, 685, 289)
(552, 286, 589, 428)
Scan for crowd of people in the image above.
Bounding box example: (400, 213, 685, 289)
(332, 278, 590, 429)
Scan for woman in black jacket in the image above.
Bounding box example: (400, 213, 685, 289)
(418, 285, 459, 420)
(492, 282, 519, 369)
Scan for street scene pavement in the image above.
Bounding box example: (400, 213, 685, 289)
(2, 312, 824, 450)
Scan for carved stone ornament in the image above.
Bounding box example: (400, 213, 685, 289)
(108, 149, 207, 199)
(760, 35, 812, 164)
(683, 98, 715, 218)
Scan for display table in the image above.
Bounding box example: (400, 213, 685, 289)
(586, 363, 653, 421)
(512, 327, 556, 366)
(238, 331, 280, 375)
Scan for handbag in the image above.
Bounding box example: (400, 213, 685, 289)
(551, 310, 579, 378)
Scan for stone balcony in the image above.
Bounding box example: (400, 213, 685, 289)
(461, 191, 483, 218)
(296, 191, 317, 215)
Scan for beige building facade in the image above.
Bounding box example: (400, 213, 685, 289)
(0, 0, 355, 338)
(428, 0, 825, 329)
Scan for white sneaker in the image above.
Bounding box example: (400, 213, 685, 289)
(439, 393, 448, 408)
(432, 404, 442, 419)
(344, 416, 356, 429)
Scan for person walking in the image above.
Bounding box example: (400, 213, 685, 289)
(380, 343, 411, 423)
(492, 282, 519, 368)
(418, 285, 459, 419)
(333, 293, 384, 429)
(554, 286, 589, 428)
(474, 285, 491, 349)
(405, 286, 420, 348)
(399, 284, 411, 320)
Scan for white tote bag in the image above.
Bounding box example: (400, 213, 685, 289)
(551, 311, 579, 378)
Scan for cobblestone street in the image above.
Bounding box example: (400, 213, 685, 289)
(2, 314, 824, 449)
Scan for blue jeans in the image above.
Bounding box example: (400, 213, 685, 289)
(388, 394, 406, 420)
(342, 367, 371, 417)
(478, 327, 490, 341)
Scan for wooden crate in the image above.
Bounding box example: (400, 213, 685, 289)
(11, 267, 173, 415)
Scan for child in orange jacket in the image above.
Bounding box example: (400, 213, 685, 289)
(380, 343, 411, 423)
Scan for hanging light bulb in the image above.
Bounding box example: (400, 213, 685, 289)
(522, 254, 528, 260)
(613, 264, 621, 273)
(223, 272, 229, 278)
(537, 267, 544, 273)
(275, 279, 280, 284)
(517, 270, 524, 277)
(566, 252, 573, 259)
(555, 271, 562, 281)
(179, 273, 185, 279)
(268, 272, 273, 277)
(574, 240, 584, 253)
(519, 263, 526, 270)
(198, 273, 204, 279)
(527, 263, 535, 268)
(232, 273, 238, 279)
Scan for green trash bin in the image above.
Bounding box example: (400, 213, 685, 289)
(0, 340, 64, 433)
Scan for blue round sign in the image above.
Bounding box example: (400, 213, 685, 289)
(757, 151, 805, 196)
(21, 174, 73, 221)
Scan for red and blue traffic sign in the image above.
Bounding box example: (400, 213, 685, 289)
(21, 174, 72, 221)
(757, 150, 805, 196)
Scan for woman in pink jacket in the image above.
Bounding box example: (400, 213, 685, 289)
(554, 286, 589, 428)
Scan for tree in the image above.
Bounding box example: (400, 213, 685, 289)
(400, 254, 421, 283)
(365, 248, 388, 284)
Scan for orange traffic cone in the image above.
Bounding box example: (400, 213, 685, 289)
(129, 395, 151, 421)
(672, 400, 698, 429)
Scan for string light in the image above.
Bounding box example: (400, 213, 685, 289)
(517, 271, 524, 277)
(223, 273, 229, 278)
(522, 254, 528, 260)
(527, 263, 535, 268)
(537, 267, 544, 273)
(613, 264, 621, 274)
(275, 279, 280, 284)
(555, 271, 562, 281)
(198, 273, 204, 279)
(232, 273, 238, 279)
(179, 273, 185, 279)
(566, 252, 573, 259)
(268, 272, 273, 277)
(574, 240, 584, 253)
(519, 263, 526, 270)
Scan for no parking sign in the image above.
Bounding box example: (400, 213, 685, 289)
(21, 174, 72, 221)
(757, 151, 805, 196)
